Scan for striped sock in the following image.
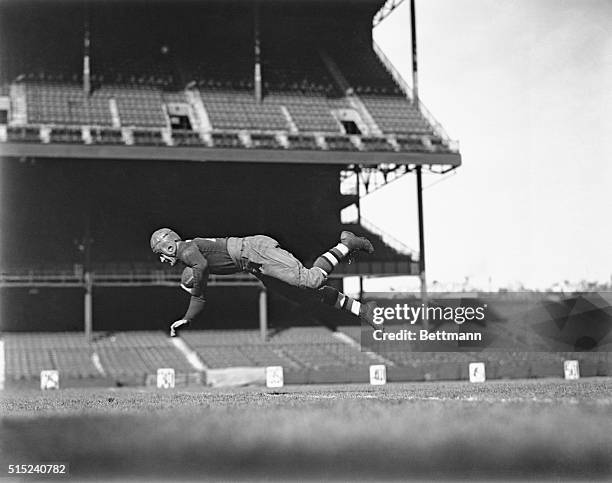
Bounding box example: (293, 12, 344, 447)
(334, 292, 362, 317)
(313, 243, 350, 276)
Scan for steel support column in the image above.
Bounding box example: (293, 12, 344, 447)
(253, 2, 262, 102)
(84, 272, 93, 341)
(410, 0, 419, 105)
(356, 166, 363, 298)
(259, 286, 268, 341)
(416, 165, 428, 326)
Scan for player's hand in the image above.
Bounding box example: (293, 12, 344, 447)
(170, 319, 189, 337)
(180, 283, 196, 295)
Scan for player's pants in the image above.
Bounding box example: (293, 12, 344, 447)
(227, 235, 326, 289)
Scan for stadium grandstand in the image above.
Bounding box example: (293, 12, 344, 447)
(3, 0, 606, 390)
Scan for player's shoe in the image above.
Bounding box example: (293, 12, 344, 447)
(341, 231, 374, 255)
(359, 301, 379, 329)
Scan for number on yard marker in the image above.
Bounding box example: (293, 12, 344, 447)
(369, 364, 387, 385)
(40, 370, 60, 390)
(266, 366, 284, 388)
(564, 360, 580, 380)
(157, 368, 175, 389)
(469, 362, 486, 383)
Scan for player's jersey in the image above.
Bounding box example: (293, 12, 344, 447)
(175, 237, 241, 320)
(177, 237, 238, 275)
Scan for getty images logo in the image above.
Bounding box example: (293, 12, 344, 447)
(371, 303, 487, 325)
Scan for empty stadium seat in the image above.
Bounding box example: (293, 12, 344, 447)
(132, 129, 165, 146)
(250, 133, 282, 149)
(181, 327, 374, 372)
(91, 332, 194, 378)
(10, 50, 442, 141)
(359, 95, 432, 135)
(3, 330, 609, 385)
(200, 88, 289, 131)
(211, 132, 243, 148)
(49, 127, 83, 144)
(325, 135, 357, 151)
(100, 86, 166, 127)
(359, 136, 394, 152)
(90, 127, 124, 145)
(3, 333, 98, 380)
(24, 82, 113, 126)
(6, 125, 40, 143)
(286, 134, 319, 150)
(172, 130, 204, 147)
(395, 135, 429, 153)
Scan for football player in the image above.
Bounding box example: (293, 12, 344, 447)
(150, 228, 377, 336)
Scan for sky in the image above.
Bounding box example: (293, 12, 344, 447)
(359, 0, 612, 290)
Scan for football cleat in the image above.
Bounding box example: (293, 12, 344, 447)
(341, 231, 374, 255)
(359, 301, 379, 329)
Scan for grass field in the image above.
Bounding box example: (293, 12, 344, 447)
(2, 379, 612, 481)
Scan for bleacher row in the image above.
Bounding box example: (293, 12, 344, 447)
(2, 329, 376, 383)
(15, 82, 436, 137)
(3, 124, 440, 153)
(3, 328, 611, 387)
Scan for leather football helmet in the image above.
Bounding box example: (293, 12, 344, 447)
(150, 228, 181, 265)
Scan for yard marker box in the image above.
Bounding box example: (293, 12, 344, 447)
(564, 360, 580, 380)
(369, 365, 387, 385)
(157, 368, 176, 389)
(266, 366, 284, 388)
(469, 362, 486, 383)
(40, 370, 60, 390)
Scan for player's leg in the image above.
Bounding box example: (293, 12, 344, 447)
(262, 232, 374, 289)
(241, 233, 373, 291)
(241, 235, 324, 288)
(311, 231, 374, 279)
(318, 285, 377, 328)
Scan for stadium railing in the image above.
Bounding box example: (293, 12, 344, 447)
(372, 41, 460, 152)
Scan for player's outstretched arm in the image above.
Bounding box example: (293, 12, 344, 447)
(170, 319, 189, 337)
(180, 283, 195, 295)
(172, 264, 208, 337)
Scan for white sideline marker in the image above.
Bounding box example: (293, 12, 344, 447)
(564, 360, 580, 380)
(40, 370, 60, 390)
(469, 362, 486, 383)
(369, 364, 387, 385)
(266, 366, 284, 388)
(157, 368, 175, 389)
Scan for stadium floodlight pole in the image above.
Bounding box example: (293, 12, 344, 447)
(410, 0, 418, 106)
(416, 164, 428, 326)
(253, 2, 262, 103)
